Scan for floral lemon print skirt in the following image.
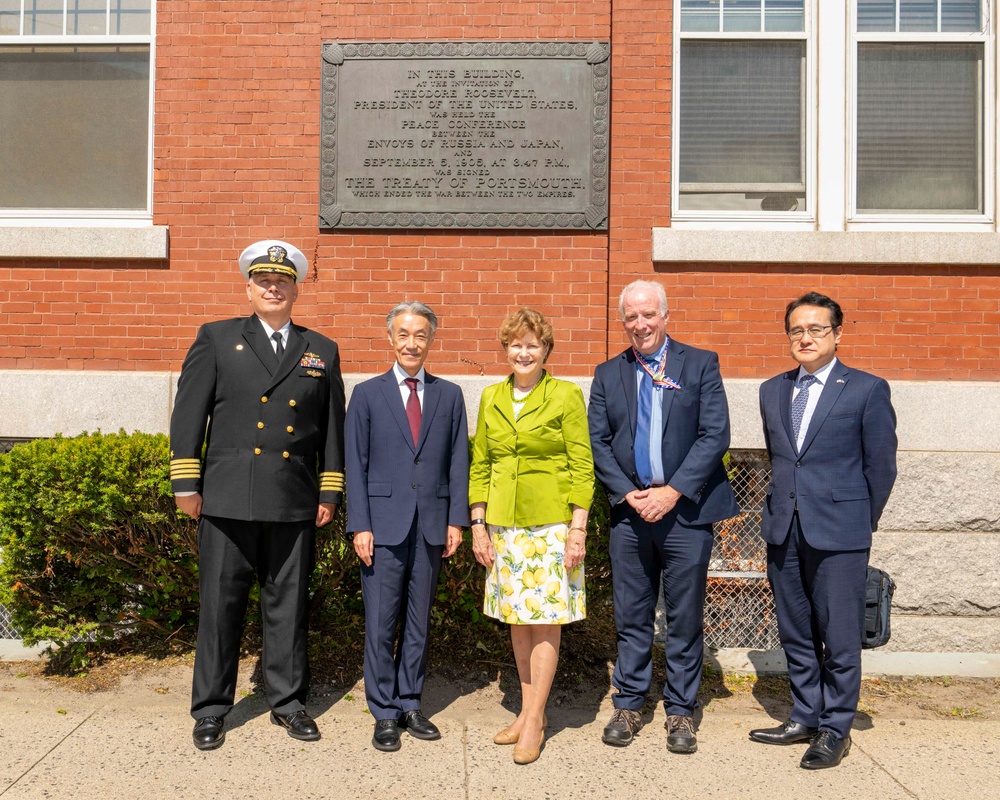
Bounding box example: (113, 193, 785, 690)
(483, 521, 586, 624)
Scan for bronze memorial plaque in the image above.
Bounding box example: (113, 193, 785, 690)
(319, 41, 610, 230)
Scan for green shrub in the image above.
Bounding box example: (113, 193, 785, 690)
(0, 431, 200, 668)
(0, 431, 614, 676)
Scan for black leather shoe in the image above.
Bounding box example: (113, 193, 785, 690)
(749, 720, 819, 745)
(373, 718, 402, 752)
(401, 710, 441, 740)
(800, 731, 851, 769)
(193, 716, 225, 751)
(270, 710, 321, 741)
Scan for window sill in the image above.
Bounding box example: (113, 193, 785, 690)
(652, 228, 1000, 264)
(0, 225, 168, 261)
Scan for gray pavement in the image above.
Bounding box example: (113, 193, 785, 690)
(1, 658, 997, 800)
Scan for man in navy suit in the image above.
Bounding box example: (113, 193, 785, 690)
(750, 291, 897, 769)
(346, 301, 470, 752)
(589, 280, 738, 753)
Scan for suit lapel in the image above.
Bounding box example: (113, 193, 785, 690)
(378, 370, 417, 452)
(618, 351, 638, 441)
(492, 377, 518, 430)
(779, 369, 797, 449)
(658, 342, 684, 433)
(798, 361, 850, 457)
(417, 372, 441, 452)
(244, 316, 277, 375)
(511, 371, 551, 426)
(270, 325, 308, 388)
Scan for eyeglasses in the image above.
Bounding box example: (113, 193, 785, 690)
(787, 325, 836, 341)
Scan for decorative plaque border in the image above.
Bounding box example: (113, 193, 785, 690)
(319, 41, 610, 230)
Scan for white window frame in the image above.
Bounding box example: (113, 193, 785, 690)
(671, 1, 816, 226)
(670, 1, 997, 234)
(0, 0, 156, 225)
(847, 1, 994, 227)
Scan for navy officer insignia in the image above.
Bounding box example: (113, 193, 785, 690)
(300, 352, 326, 370)
(267, 245, 288, 264)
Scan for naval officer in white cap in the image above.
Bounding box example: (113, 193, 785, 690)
(170, 240, 346, 750)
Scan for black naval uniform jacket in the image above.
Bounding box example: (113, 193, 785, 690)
(169, 315, 346, 522)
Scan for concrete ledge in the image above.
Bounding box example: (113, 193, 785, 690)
(0, 370, 173, 437)
(710, 648, 1000, 678)
(652, 228, 1000, 264)
(0, 225, 168, 260)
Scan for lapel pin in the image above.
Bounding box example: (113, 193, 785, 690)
(236, 344, 244, 350)
(836, 379, 845, 384)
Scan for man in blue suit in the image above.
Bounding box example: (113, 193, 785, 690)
(750, 291, 897, 769)
(346, 301, 469, 752)
(589, 280, 738, 754)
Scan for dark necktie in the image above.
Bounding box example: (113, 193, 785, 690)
(634, 364, 654, 487)
(404, 377, 421, 446)
(790, 373, 817, 446)
(271, 331, 284, 359)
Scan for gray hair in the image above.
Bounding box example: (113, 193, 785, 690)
(386, 301, 438, 335)
(618, 280, 669, 320)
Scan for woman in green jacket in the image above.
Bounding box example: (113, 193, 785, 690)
(469, 308, 595, 765)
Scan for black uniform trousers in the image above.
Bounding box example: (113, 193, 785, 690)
(192, 515, 315, 720)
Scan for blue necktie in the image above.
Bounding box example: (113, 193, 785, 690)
(635, 367, 653, 487)
(790, 373, 817, 447)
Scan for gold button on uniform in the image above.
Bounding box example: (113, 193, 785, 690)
(282, 451, 290, 459)
(286, 426, 294, 433)
(261, 396, 268, 403)
(257, 421, 264, 429)
(288, 399, 296, 407)
(254, 447, 262, 455)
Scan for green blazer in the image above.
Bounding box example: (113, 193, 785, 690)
(469, 371, 595, 528)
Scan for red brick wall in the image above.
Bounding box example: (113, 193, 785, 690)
(2, 1, 998, 381)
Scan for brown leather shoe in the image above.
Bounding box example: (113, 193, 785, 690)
(602, 708, 642, 746)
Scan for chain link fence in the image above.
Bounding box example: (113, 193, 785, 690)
(706, 449, 779, 649)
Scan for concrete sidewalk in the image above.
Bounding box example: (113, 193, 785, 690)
(1, 661, 996, 800)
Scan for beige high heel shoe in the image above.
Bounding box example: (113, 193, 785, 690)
(513, 729, 545, 765)
(493, 715, 547, 745)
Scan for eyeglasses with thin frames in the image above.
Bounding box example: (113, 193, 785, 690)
(786, 325, 836, 341)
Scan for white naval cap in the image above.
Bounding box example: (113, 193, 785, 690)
(238, 240, 309, 283)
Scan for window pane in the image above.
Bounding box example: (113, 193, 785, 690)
(857, 43, 982, 213)
(900, 0, 937, 31)
(0, 0, 20, 35)
(0, 46, 150, 211)
(764, 0, 805, 32)
(679, 40, 805, 212)
(680, 0, 721, 32)
(70, 1, 110, 35)
(24, 0, 64, 36)
(857, 0, 897, 31)
(942, 0, 981, 31)
(724, 0, 762, 32)
(114, 0, 152, 36)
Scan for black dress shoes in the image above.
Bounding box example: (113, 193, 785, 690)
(193, 716, 225, 751)
(373, 718, 402, 752)
(401, 710, 441, 740)
(749, 720, 818, 745)
(800, 731, 851, 769)
(270, 710, 321, 741)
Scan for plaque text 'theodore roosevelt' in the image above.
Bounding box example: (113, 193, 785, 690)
(320, 42, 610, 230)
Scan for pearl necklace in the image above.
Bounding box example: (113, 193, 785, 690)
(510, 372, 545, 403)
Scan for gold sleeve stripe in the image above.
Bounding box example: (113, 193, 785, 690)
(319, 471, 345, 491)
(170, 459, 202, 480)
